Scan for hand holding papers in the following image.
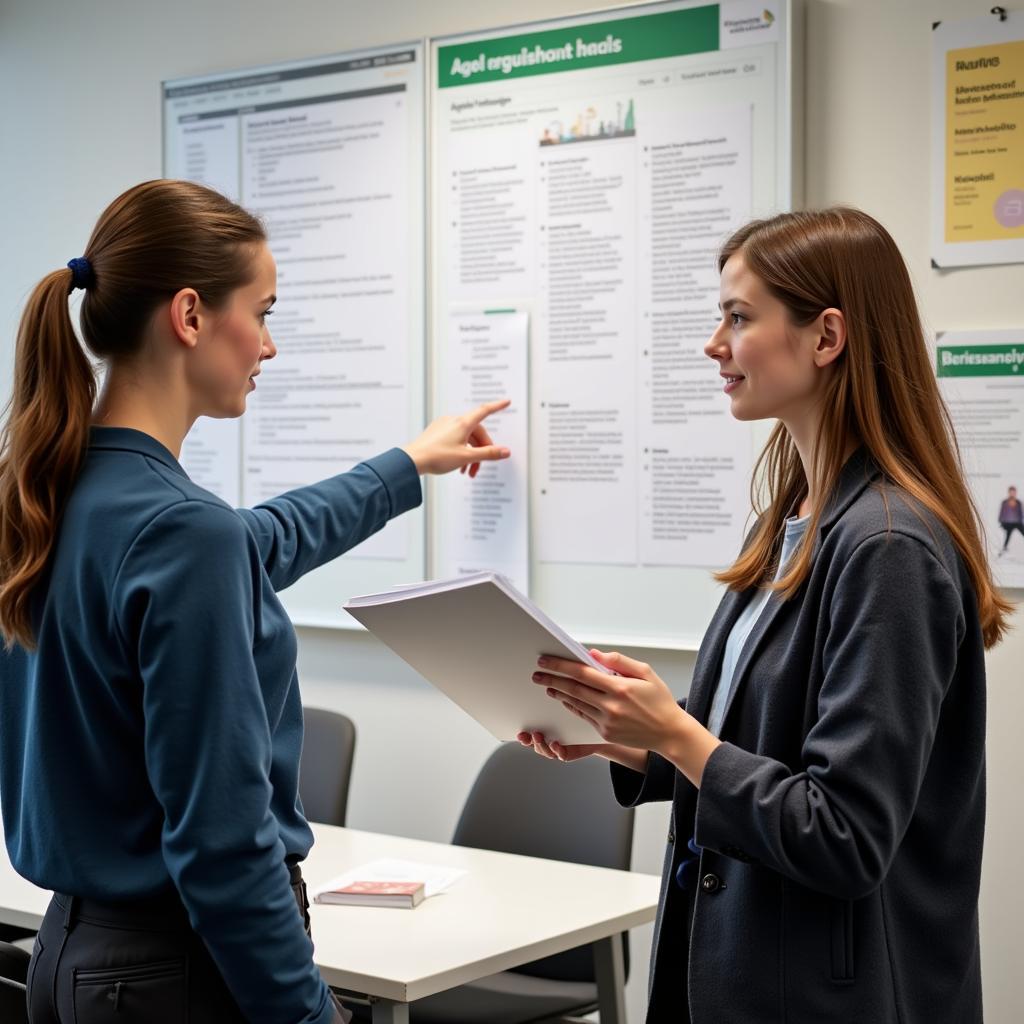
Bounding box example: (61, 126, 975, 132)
(344, 572, 613, 744)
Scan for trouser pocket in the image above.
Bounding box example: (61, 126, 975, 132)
(72, 957, 186, 1023)
(830, 898, 855, 982)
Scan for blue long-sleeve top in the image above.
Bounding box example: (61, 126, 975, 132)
(0, 426, 422, 1024)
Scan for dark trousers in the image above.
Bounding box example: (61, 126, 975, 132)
(1003, 522, 1024, 549)
(25, 864, 350, 1023)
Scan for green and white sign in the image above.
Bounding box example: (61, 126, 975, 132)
(935, 331, 1024, 587)
(937, 344, 1024, 376)
(438, 5, 720, 88)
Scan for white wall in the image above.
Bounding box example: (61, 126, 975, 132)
(1, 0, 1021, 1020)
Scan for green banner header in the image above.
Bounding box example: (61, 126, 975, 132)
(438, 5, 720, 89)
(936, 344, 1024, 377)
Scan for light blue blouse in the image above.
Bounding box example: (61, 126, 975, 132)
(706, 514, 810, 737)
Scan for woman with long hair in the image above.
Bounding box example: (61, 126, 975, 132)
(521, 208, 1010, 1023)
(0, 178, 510, 1024)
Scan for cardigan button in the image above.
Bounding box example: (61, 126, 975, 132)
(701, 872, 722, 894)
(667, 831, 675, 845)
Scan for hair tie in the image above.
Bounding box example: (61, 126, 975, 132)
(67, 257, 95, 292)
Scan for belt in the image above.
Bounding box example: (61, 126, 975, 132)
(53, 861, 306, 931)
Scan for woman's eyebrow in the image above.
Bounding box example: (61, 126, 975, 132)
(718, 297, 751, 312)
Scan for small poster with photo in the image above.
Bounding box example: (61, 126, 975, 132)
(935, 329, 1024, 588)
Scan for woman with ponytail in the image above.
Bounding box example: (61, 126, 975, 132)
(0, 179, 510, 1024)
(520, 208, 1009, 1023)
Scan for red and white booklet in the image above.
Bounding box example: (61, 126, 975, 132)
(317, 880, 425, 909)
(312, 859, 467, 910)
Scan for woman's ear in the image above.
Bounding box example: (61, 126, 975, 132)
(813, 307, 846, 368)
(168, 288, 203, 350)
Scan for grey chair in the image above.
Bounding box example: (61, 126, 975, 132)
(0, 939, 31, 1023)
(299, 707, 357, 828)
(353, 742, 634, 1023)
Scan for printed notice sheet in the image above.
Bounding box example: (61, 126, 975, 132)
(931, 13, 1024, 267)
(936, 330, 1024, 588)
(165, 44, 425, 559)
(433, 1, 771, 571)
(439, 311, 530, 592)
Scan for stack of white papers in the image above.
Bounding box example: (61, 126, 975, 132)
(344, 572, 612, 744)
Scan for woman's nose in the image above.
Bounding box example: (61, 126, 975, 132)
(704, 320, 728, 360)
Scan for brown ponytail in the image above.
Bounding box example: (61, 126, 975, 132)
(0, 179, 265, 649)
(0, 270, 96, 648)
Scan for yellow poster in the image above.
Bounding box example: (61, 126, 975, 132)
(946, 39, 1024, 242)
(933, 15, 1024, 266)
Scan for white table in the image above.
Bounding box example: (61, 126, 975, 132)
(0, 824, 660, 1023)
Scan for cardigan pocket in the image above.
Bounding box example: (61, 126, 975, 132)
(830, 898, 855, 982)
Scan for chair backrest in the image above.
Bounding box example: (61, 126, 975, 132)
(298, 707, 357, 828)
(452, 743, 634, 984)
(0, 940, 30, 1024)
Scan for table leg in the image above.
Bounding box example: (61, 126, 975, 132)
(370, 998, 410, 1024)
(594, 934, 626, 1024)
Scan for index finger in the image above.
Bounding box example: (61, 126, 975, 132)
(467, 398, 511, 427)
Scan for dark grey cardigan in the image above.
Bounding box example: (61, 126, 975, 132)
(613, 449, 985, 1023)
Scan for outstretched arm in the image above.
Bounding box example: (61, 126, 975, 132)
(238, 399, 512, 590)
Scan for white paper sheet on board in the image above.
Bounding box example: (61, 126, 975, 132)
(440, 310, 530, 593)
(238, 88, 414, 558)
(165, 47, 424, 563)
(528, 102, 756, 568)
